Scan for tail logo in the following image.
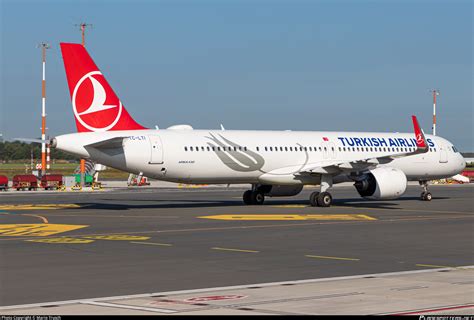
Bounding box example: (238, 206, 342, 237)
(72, 71, 123, 132)
(416, 133, 424, 146)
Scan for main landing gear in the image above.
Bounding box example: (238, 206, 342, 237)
(309, 174, 333, 207)
(419, 181, 432, 201)
(243, 189, 265, 205)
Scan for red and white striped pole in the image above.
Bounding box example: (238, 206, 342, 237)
(76, 23, 92, 186)
(432, 89, 439, 136)
(46, 143, 51, 170)
(39, 43, 50, 176)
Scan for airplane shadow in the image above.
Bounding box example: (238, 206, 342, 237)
(66, 196, 450, 211)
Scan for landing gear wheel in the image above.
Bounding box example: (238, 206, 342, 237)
(317, 192, 332, 207)
(243, 190, 252, 205)
(420, 191, 426, 200)
(422, 192, 432, 201)
(251, 191, 265, 205)
(309, 192, 320, 207)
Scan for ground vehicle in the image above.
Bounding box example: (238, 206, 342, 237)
(12, 174, 39, 191)
(41, 174, 63, 190)
(73, 174, 93, 187)
(0, 175, 8, 191)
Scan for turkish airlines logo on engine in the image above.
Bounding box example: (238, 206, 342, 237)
(72, 71, 123, 132)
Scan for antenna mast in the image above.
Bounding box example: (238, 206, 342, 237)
(431, 89, 440, 136)
(75, 22, 93, 47)
(38, 42, 50, 177)
(75, 22, 92, 187)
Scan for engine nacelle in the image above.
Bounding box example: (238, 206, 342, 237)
(259, 185, 304, 197)
(353, 167, 407, 200)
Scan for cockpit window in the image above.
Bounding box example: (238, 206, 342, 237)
(452, 145, 459, 153)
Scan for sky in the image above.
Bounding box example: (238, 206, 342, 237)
(0, 0, 472, 151)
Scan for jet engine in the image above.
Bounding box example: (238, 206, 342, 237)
(353, 167, 407, 199)
(259, 185, 304, 197)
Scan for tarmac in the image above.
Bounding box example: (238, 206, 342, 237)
(0, 183, 473, 314)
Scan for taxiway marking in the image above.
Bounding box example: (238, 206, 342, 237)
(415, 264, 455, 269)
(212, 247, 259, 253)
(199, 214, 376, 221)
(21, 214, 49, 224)
(80, 301, 177, 314)
(305, 255, 360, 261)
(131, 241, 173, 247)
(0, 224, 88, 236)
(0, 204, 81, 210)
(0, 211, 49, 224)
(0, 215, 470, 242)
(82, 235, 151, 241)
(26, 237, 94, 244)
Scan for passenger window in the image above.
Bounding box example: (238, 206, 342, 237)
(207, 146, 210, 151)
(217, 147, 221, 151)
(256, 147, 260, 151)
(184, 146, 188, 151)
(285, 147, 288, 151)
(190, 146, 193, 151)
(265, 147, 268, 151)
(201, 146, 205, 151)
(270, 147, 273, 151)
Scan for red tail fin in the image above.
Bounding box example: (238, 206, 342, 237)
(60, 43, 145, 132)
(411, 115, 428, 150)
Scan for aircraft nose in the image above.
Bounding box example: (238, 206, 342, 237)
(460, 156, 466, 170)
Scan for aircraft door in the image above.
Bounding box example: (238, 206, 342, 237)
(149, 135, 164, 164)
(439, 146, 448, 163)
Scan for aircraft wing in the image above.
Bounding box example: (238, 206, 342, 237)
(298, 115, 429, 176)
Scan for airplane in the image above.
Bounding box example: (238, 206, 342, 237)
(51, 43, 466, 207)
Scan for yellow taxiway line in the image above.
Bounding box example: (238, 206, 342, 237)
(415, 264, 455, 269)
(0, 224, 88, 237)
(130, 241, 173, 247)
(26, 237, 94, 244)
(212, 247, 259, 253)
(199, 214, 376, 221)
(0, 204, 81, 210)
(305, 255, 360, 261)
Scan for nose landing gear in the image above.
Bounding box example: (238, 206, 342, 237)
(419, 181, 432, 201)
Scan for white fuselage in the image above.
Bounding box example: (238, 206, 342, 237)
(54, 129, 466, 186)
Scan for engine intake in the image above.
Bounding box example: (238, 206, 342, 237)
(354, 167, 407, 199)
